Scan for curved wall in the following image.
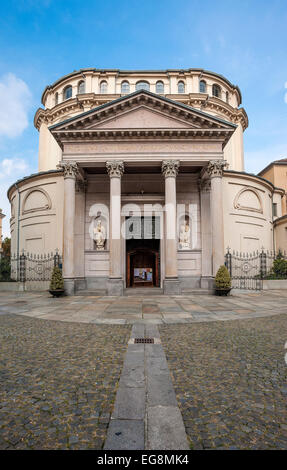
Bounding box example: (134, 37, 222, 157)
(8, 171, 64, 257)
(223, 172, 279, 253)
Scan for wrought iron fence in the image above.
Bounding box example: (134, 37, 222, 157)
(225, 248, 287, 290)
(10, 250, 61, 289)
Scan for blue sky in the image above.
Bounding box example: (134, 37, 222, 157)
(0, 0, 287, 237)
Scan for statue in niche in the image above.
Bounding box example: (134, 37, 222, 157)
(179, 220, 191, 250)
(94, 219, 106, 250)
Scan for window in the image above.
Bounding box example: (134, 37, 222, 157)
(136, 81, 150, 91)
(121, 81, 130, 93)
(226, 91, 229, 104)
(199, 80, 206, 93)
(55, 92, 58, 105)
(63, 85, 72, 100)
(100, 81, 108, 93)
(212, 84, 221, 98)
(272, 203, 278, 217)
(156, 81, 164, 94)
(78, 80, 85, 94)
(178, 81, 185, 93)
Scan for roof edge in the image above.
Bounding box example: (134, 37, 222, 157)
(41, 67, 242, 105)
(7, 169, 62, 199)
(224, 169, 284, 192)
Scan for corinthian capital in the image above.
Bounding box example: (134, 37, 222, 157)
(206, 160, 228, 178)
(161, 160, 180, 178)
(57, 161, 79, 179)
(106, 161, 124, 178)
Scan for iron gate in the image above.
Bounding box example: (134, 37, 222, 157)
(10, 250, 61, 290)
(224, 248, 285, 291)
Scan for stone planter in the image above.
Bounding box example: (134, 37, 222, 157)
(49, 289, 65, 298)
(215, 287, 232, 296)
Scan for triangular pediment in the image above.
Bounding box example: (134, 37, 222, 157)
(49, 90, 236, 148)
(88, 106, 192, 130)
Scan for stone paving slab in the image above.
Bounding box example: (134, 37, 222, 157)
(112, 387, 145, 420)
(105, 324, 189, 450)
(147, 406, 190, 450)
(0, 290, 286, 324)
(104, 420, 145, 450)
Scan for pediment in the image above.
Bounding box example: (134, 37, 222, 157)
(49, 90, 236, 147)
(88, 106, 192, 130)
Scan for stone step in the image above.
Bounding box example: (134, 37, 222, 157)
(182, 288, 214, 295)
(75, 289, 106, 296)
(124, 288, 163, 296)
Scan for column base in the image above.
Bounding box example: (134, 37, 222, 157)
(64, 278, 75, 296)
(200, 276, 215, 290)
(163, 278, 181, 295)
(107, 278, 124, 296)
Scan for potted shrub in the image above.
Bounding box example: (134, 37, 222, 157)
(49, 266, 64, 297)
(215, 265, 232, 296)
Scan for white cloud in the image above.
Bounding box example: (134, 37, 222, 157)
(0, 73, 32, 138)
(0, 157, 31, 238)
(0, 158, 28, 177)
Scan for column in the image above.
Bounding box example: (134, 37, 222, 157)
(58, 161, 79, 295)
(206, 160, 227, 276)
(162, 160, 181, 294)
(106, 161, 124, 295)
(199, 177, 213, 289)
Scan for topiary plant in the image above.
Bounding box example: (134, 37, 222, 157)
(215, 265, 231, 290)
(49, 266, 64, 291)
(272, 253, 287, 278)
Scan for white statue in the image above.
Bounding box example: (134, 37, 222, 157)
(179, 220, 191, 250)
(94, 219, 106, 250)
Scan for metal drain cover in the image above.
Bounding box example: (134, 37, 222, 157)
(134, 338, 154, 344)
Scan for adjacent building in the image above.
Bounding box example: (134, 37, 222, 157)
(259, 158, 287, 253)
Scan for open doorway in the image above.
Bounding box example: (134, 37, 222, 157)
(126, 238, 160, 287)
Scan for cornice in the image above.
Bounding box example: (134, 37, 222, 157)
(35, 92, 248, 132)
(7, 170, 63, 200)
(52, 128, 233, 147)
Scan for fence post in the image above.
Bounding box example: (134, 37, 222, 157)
(225, 247, 232, 277)
(19, 251, 26, 283)
(259, 248, 267, 279)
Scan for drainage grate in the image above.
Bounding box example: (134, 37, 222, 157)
(134, 338, 154, 344)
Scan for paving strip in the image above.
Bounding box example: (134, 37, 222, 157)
(104, 324, 189, 450)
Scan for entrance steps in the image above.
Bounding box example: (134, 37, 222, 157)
(74, 288, 213, 296)
(124, 287, 163, 296)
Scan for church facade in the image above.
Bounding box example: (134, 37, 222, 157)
(7, 68, 285, 294)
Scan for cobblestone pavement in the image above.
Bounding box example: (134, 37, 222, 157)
(160, 315, 287, 450)
(1, 290, 287, 324)
(0, 314, 131, 450)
